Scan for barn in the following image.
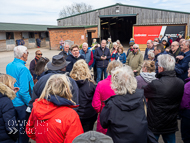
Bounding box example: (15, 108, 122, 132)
(53, 3, 190, 50)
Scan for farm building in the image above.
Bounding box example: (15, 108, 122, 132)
(0, 22, 59, 51)
(55, 3, 190, 50)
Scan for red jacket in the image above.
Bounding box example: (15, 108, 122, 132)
(26, 99, 83, 143)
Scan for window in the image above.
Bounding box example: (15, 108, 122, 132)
(6, 32, 14, 40)
(29, 32, 35, 38)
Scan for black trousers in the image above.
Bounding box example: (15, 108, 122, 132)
(80, 114, 97, 132)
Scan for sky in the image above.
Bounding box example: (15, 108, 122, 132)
(0, 0, 190, 25)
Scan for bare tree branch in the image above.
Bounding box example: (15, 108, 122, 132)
(59, 3, 93, 18)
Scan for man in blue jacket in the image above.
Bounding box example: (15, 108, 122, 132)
(6, 46, 34, 143)
(175, 40, 190, 81)
(94, 39, 111, 83)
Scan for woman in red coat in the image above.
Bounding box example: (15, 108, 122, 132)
(26, 74, 83, 143)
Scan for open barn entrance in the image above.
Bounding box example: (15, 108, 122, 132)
(100, 15, 136, 47)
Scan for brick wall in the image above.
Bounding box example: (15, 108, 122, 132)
(49, 28, 86, 50)
(49, 27, 98, 50)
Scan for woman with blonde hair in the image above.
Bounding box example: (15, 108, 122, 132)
(0, 74, 19, 143)
(70, 59, 97, 132)
(26, 74, 83, 143)
(92, 60, 123, 134)
(100, 66, 148, 143)
(136, 60, 156, 89)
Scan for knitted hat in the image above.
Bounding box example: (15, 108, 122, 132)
(162, 36, 168, 42)
(129, 42, 135, 46)
(72, 131, 113, 143)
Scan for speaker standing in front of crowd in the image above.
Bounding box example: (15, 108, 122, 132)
(6, 46, 34, 143)
(94, 40, 111, 83)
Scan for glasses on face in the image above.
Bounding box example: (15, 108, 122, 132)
(171, 45, 176, 47)
(37, 54, 42, 55)
(133, 48, 138, 49)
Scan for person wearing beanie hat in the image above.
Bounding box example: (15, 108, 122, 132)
(72, 131, 113, 143)
(126, 42, 135, 57)
(162, 36, 169, 49)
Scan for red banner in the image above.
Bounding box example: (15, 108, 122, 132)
(134, 26, 162, 44)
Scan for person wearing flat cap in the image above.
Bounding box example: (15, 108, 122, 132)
(27, 55, 79, 112)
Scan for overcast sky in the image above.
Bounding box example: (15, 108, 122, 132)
(0, 0, 190, 25)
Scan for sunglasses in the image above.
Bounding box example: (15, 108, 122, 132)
(133, 48, 138, 49)
(37, 54, 42, 55)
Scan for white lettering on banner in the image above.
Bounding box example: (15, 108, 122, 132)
(148, 35, 159, 36)
(134, 34, 147, 37)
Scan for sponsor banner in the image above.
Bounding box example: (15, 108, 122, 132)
(134, 25, 186, 44)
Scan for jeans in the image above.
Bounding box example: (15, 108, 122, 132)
(15, 105, 30, 143)
(96, 67, 107, 83)
(154, 133, 175, 143)
(181, 116, 190, 143)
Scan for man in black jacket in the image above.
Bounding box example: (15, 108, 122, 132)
(144, 54, 184, 142)
(94, 39, 111, 83)
(66, 44, 85, 72)
(27, 55, 79, 111)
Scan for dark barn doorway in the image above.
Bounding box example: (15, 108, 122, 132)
(100, 15, 136, 45)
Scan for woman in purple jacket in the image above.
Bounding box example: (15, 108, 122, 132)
(180, 69, 190, 143)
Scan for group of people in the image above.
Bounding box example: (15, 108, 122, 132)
(0, 34, 190, 143)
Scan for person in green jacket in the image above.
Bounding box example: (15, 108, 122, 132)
(107, 38, 113, 51)
(126, 44, 144, 76)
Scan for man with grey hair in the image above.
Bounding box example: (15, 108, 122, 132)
(175, 40, 190, 81)
(6, 46, 34, 143)
(59, 42, 71, 59)
(144, 40, 154, 60)
(169, 41, 182, 59)
(144, 54, 184, 143)
(107, 38, 113, 50)
(79, 42, 93, 68)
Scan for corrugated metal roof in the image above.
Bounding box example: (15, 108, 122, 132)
(57, 3, 190, 21)
(0, 22, 59, 31)
(134, 23, 187, 26)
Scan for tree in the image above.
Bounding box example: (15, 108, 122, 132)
(59, 3, 93, 18)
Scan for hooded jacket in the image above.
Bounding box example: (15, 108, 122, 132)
(0, 82, 18, 143)
(26, 95, 84, 143)
(136, 72, 156, 89)
(28, 70, 79, 110)
(100, 89, 148, 143)
(75, 80, 97, 119)
(58, 50, 71, 59)
(144, 71, 184, 134)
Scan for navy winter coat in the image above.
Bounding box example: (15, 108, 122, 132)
(66, 54, 85, 72)
(75, 80, 97, 119)
(28, 70, 79, 110)
(0, 83, 18, 143)
(94, 47, 111, 68)
(175, 50, 190, 81)
(100, 89, 148, 143)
